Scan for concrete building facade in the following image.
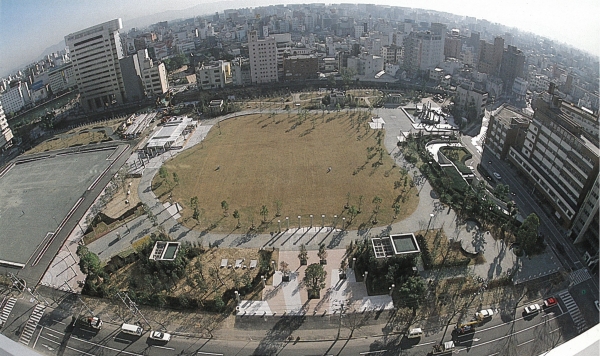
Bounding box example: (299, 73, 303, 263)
(0, 103, 14, 151)
(507, 97, 599, 225)
(0, 82, 31, 114)
(283, 55, 318, 81)
(65, 19, 126, 111)
(248, 30, 278, 84)
(196, 60, 232, 90)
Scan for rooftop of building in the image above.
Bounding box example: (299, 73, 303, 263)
(494, 104, 530, 125)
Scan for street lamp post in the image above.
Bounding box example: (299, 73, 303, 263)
(321, 214, 325, 228)
(426, 213, 434, 234)
(389, 284, 395, 296)
(286, 217, 289, 230)
(298, 216, 302, 229)
(336, 303, 345, 339)
(333, 215, 338, 227)
(310, 214, 313, 227)
(278, 220, 281, 233)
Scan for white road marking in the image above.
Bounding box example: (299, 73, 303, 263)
(153, 345, 175, 350)
(517, 339, 535, 347)
(72, 335, 144, 355)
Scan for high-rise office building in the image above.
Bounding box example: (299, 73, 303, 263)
(65, 19, 126, 111)
(248, 30, 278, 84)
(499, 45, 525, 93)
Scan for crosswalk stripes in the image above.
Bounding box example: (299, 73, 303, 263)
(0, 297, 17, 327)
(19, 304, 46, 346)
(558, 291, 587, 334)
(568, 268, 592, 286)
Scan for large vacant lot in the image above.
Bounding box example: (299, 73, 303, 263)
(154, 111, 418, 232)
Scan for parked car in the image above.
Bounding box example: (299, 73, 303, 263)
(524, 304, 541, 315)
(149, 331, 171, 342)
(544, 297, 558, 308)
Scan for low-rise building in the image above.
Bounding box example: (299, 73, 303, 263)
(196, 60, 232, 90)
(455, 82, 488, 119)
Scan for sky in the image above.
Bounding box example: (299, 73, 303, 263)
(0, 0, 598, 77)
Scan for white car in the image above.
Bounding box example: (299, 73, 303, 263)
(493, 172, 502, 180)
(476, 309, 494, 320)
(149, 331, 171, 342)
(524, 304, 541, 315)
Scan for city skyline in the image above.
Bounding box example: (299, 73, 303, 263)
(0, 0, 598, 78)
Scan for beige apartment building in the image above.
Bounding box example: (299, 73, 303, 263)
(65, 19, 126, 111)
(248, 31, 278, 84)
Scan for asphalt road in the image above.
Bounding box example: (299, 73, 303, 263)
(0, 294, 573, 356)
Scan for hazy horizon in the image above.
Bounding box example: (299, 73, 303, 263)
(0, 0, 598, 78)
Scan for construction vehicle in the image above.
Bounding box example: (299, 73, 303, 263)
(431, 341, 455, 355)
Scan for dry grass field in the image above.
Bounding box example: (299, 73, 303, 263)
(26, 118, 124, 154)
(153, 110, 418, 233)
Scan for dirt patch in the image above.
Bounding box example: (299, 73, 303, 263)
(102, 178, 142, 219)
(418, 229, 483, 268)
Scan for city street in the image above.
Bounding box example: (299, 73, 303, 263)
(19, 299, 574, 356)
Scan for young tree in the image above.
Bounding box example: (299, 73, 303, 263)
(318, 243, 328, 264)
(347, 205, 359, 223)
(233, 210, 240, 228)
(274, 200, 282, 217)
(372, 196, 382, 212)
(260, 205, 269, 222)
(392, 202, 401, 219)
(298, 244, 308, 265)
(280, 261, 291, 282)
(172, 172, 179, 187)
(221, 200, 229, 216)
(303, 263, 327, 299)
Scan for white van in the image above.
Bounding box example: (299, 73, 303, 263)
(407, 327, 423, 339)
(121, 323, 143, 336)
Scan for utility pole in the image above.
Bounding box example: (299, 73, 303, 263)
(8, 273, 50, 306)
(116, 292, 151, 328)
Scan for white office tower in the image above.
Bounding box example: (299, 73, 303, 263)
(65, 19, 126, 111)
(248, 31, 278, 84)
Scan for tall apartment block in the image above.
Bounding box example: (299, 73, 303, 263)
(0, 103, 14, 151)
(499, 45, 525, 94)
(478, 37, 504, 76)
(248, 30, 278, 84)
(506, 95, 599, 226)
(65, 19, 126, 112)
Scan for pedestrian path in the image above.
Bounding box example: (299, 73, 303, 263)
(19, 304, 46, 346)
(568, 268, 592, 286)
(0, 297, 17, 326)
(558, 290, 587, 334)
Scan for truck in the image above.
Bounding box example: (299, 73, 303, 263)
(76, 316, 103, 330)
(431, 341, 455, 355)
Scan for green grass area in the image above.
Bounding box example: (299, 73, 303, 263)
(154, 111, 419, 233)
